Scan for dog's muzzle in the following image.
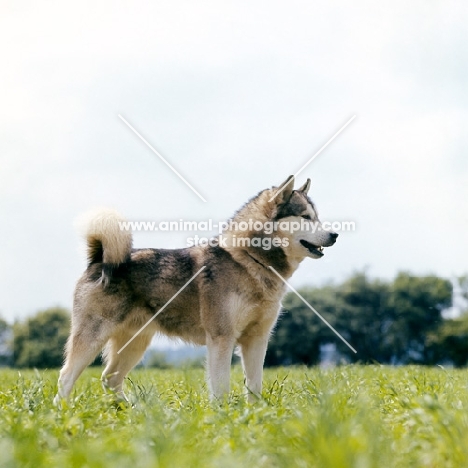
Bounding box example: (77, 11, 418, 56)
(300, 232, 338, 258)
(300, 240, 325, 257)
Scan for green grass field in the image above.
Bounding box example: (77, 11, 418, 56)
(1, 366, 468, 467)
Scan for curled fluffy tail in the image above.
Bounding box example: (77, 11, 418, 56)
(77, 208, 132, 268)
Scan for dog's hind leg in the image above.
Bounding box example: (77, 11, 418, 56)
(54, 318, 112, 405)
(101, 329, 153, 401)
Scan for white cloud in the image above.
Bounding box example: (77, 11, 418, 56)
(0, 0, 467, 319)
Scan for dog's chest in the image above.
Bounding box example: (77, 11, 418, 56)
(226, 290, 281, 336)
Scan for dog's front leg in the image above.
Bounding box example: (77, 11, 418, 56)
(239, 334, 270, 403)
(206, 334, 235, 400)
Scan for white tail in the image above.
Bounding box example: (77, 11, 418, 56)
(76, 208, 133, 265)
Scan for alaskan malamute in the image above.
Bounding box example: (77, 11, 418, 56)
(55, 176, 338, 403)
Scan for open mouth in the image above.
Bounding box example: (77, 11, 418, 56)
(300, 240, 324, 257)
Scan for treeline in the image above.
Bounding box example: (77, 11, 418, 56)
(265, 272, 468, 366)
(1, 272, 468, 368)
(0, 307, 70, 368)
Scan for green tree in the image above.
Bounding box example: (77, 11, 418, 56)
(427, 313, 468, 366)
(266, 273, 393, 366)
(265, 285, 339, 366)
(13, 307, 70, 368)
(459, 275, 468, 302)
(335, 272, 391, 363)
(0, 316, 12, 366)
(266, 272, 453, 366)
(386, 273, 452, 364)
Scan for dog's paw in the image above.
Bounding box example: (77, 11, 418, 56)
(53, 393, 65, 409)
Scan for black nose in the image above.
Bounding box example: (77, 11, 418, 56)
(330, 232, 339, 239)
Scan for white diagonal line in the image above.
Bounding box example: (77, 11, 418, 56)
(268, 266, 357, 354)
(117, 266, 206, 354)
(268, 115, 356, 202)
(118, 114, 207, 203)
(294, 115, 356, 178)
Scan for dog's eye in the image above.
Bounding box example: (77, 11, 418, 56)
(301, 215, 312, 220)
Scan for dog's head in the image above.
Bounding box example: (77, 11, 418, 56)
(271, 175, 338, 260)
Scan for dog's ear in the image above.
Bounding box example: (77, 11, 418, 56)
(297, 178, 311, 195)
(276, 175, 295, 202)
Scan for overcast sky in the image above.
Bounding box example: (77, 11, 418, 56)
(1, 1, 467, 323)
